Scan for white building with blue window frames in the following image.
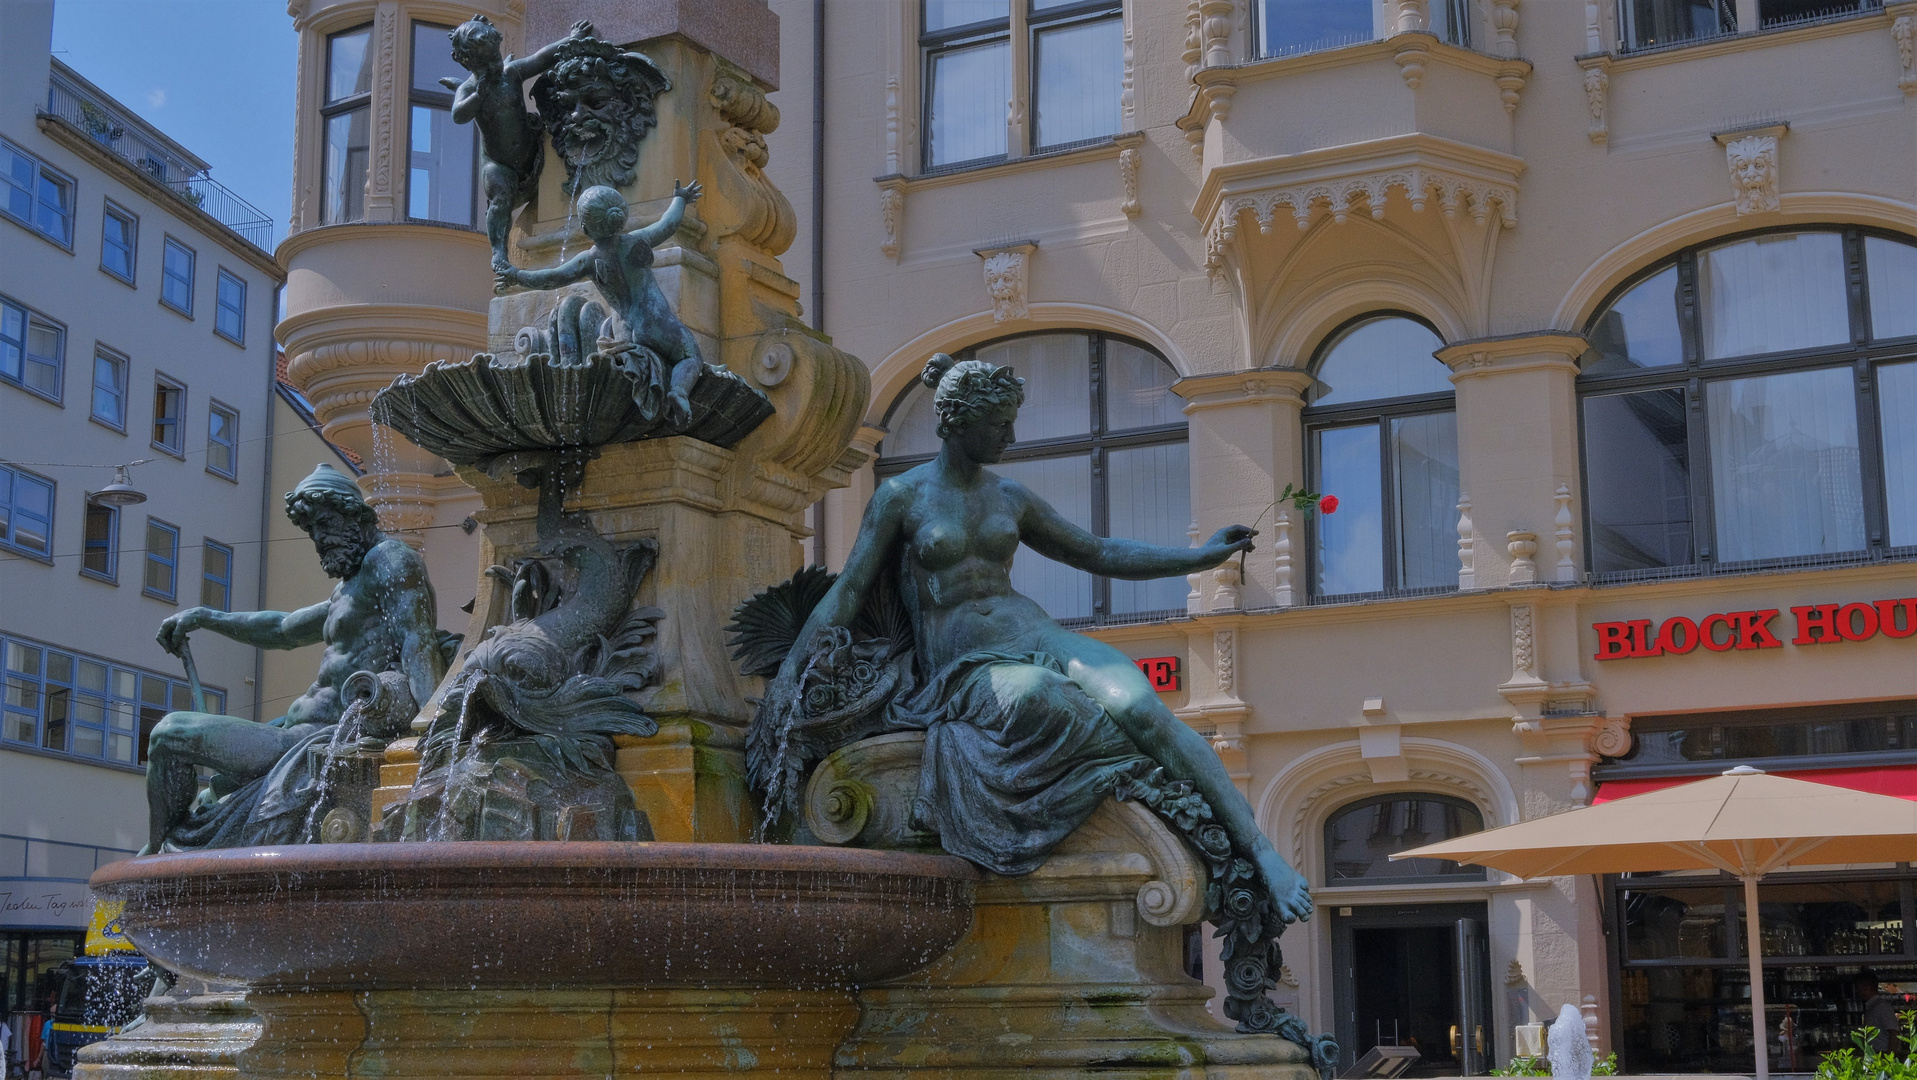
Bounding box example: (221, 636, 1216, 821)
(0, 0, 284, 1013)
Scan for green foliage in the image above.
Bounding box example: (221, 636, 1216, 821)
(1490, 1052, 1619, 1076)
(1816, 1012, 1917, 1080)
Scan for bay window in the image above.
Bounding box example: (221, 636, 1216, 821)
(321, 25, 373, 224)
(876, 331, 1188, 623)
(1580, 227, 1917, 578)
(921, 0, 1123, 170)
(407, 22, 478, 226)
(1304, 315, 1460, 600)
(1257, 0, 1469, 59)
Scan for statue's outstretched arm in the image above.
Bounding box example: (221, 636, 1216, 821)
(636, 180, 702, 248)
(158, 601, 328, 657)
(775, 479, 907, 682)
(1014, 480, 1253, 579)
(367, 544, 445, 710)
(504, 19, 594, 81)
(503, 250, 594, 291)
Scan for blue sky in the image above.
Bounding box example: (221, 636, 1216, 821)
(50, 0, 298, 245)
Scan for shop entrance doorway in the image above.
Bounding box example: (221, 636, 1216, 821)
(1333, 902, 1493, 1077)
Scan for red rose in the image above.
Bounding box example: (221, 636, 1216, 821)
(1318, 494, 1339, 514)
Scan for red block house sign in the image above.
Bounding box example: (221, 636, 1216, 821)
(1135, 655, 1181, 691)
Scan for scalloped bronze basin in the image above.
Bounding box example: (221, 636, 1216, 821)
(90, 842, 975, 992)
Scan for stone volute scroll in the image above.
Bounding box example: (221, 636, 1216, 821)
(1714, 123, 1787, 216)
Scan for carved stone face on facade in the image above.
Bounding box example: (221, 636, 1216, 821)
(1725, 134, 1780, 215)
(981, 250, 1028, 322)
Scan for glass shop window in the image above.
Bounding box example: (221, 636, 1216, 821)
(1322, 792, 1485, 885)
(1580, 228, 1917, 579)
(876, 330, 1187, 624)
(1304, 314, 1458, 600)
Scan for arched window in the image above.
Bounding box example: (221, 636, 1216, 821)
(875, 331, 1187, 624)
(1581, 227, 1917, 578)
(1302, 314, 1459, 599)
(1323, 792, 1486, 886)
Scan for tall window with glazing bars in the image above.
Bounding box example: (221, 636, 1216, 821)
(407, 21, 478, 226)
(921, 0, 1124, 171)
(322, 24, 374, 223)
(1580, 227, 1917, 578)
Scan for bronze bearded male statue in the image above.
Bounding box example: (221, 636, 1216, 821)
(143, 464, 446, 853)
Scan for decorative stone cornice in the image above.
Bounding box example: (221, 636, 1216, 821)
(1197, 134, 1523, 273)
(1170, 366, 1313, 413)
(1435, 331, 1587, 381)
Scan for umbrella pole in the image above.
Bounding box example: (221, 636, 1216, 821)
(1744, 873, 1768, 1080)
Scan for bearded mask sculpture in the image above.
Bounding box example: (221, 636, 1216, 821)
(530, 39, 671, 195)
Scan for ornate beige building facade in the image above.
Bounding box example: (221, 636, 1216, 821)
(764, 0, 1917, 1073)
(279, 0, 1917, 1072)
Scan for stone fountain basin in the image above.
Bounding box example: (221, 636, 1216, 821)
(90, 842, 976, 992)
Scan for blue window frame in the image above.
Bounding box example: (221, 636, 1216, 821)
(161, 237, 194, 315)
(206, 400, 238, 479)
(214, 270, 245, 343)
(1, 297, 65, 402)
(82, 501, 118, 582)
(1, 138, 74, 247)
(0, 463, 55, 559)
(0, 631, 220, 765)
(143, 517, 180, 601)
(101, 202, 136, 282)
(201, 539, 233, 611)
(91, 347, 127, 430)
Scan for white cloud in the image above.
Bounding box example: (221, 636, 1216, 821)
(146, 88, 166, 109)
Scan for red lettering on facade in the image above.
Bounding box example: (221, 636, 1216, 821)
(1628, 620, 1664, 657)
(1656, 616, 1700, 655)
(1700, 613, 1739, 652)
(1135, 656, 1181, 691)
(1837, 602, 1881, 642)
(1594, 599, 1913, 658)
(1594, 622, 1635, 661)
(1792, 604, 1844, 645)
(1737, 610, 1783, 650)
(1877, 598, 1917, 640)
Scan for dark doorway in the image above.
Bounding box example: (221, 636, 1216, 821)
(1333, 902, 1493, 1077)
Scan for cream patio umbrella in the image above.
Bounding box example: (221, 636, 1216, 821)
(1391, 765, 1917, 1080)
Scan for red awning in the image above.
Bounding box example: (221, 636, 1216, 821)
(1595, 764, 1917, 804)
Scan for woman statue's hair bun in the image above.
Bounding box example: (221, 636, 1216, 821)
(920, 352, 958, 388)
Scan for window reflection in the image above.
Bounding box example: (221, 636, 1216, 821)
(1584, 389, 1693, 574)
(1323, 793, 1485, 884)
(1034, 17, 1122, 150)
(1588, 265, 1684, 374)
(1698, 233, 1848, 361)
(1707, 367, 1865, 564)
(926, 40, 1008, 167)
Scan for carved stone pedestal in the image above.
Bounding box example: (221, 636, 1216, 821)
(73, 977, 259, 1080)
(238, 988, 857, 1080)
(817, 736, 1319, 1080)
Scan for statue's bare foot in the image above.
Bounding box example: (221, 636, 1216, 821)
(1255, 848, 1312, 923)
(666, 389, 693, 430)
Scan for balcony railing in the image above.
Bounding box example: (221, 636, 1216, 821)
(43, 69, 273, 251)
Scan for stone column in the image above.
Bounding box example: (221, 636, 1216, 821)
(1437, 333, 1587, 590)
(1174, 368, 1313, 610)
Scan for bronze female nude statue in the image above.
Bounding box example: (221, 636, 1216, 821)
(761, 353, 1312, 923)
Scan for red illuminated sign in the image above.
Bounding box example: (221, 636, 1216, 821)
(1594, 597, 1916, 660)
(1136, 656, 1181, 691)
